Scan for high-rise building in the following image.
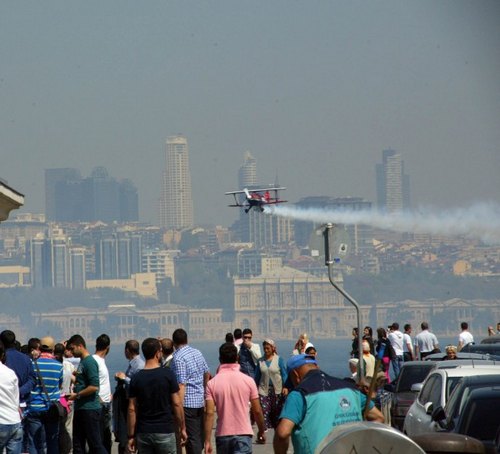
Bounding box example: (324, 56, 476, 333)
(45, 167, 139, 223)
(45, 168, 81, 221)
(69, 247, 86, 289)
(238, 151, 257, 189)
(94, 233, 143, 280)
(376, 149, 410, 213)
(159, 135, 194, 230)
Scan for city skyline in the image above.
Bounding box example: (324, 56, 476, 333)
(1, 1, 499, 227)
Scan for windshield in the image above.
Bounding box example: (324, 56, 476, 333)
(397, 365, 434, 392)
(446, 377, 461, 400)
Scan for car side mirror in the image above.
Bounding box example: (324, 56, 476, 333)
(411, 383, 423, 393)
(431, 406, 446, 422)
(424, 402, 434, 415)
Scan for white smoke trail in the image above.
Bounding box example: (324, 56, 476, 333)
(265, 202, 500, 244)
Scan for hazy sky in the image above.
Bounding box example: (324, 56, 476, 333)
(1, 1, 499, 226)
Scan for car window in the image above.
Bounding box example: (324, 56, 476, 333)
(464, 397, 500, 440)
(397, 365, 434, 392)
(428, 374, 443, 407)
(418, 375, 437, 405)
(446, 376, 462, 401)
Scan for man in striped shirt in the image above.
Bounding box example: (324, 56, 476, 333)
(171, 329, 211, 454)
(26, 336, 63, 454)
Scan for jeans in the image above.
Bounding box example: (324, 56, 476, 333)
(73, 408, 107, 454)
(184, 407, 204, 454)
(216, 435, 252, 454)
(392, 355, 404, 379)
(136, 432, 177, 454)
(0, 422, 23, 454)
(100, 403, 113, 454)
(26, 412, 60, 454)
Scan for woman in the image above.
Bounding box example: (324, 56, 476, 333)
(255, 339, 288, 430)
(445, 345, 458, 360)
(292, 332, 313, 355)
(376, 327, 392, 383)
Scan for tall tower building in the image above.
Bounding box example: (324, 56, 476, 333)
(376, 149, 410, 213)
(238, 151, 257, 189)
(159, 135, 194, 229)
(45, 168, 81, 221)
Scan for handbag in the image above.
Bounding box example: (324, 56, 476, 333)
(34, 359, 67, 422)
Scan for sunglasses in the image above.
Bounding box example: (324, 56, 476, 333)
(243, 336, 252, 340)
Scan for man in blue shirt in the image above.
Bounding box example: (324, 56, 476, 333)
(171, 329, 210, 454)
(274, 354, 384, 454)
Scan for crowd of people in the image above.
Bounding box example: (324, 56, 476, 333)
(0, 320, 494, 454)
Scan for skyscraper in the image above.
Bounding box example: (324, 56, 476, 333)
(45, 168, 81, 221)
(159, 135, 194, 229)
(238, 151, 257, 189)
(376, 149, 410, 213)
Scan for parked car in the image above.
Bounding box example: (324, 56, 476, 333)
(480, 334, 500, 344)
(403, 364, 500, 436)
(431, 386, 500, 452)
(461, 343, 500, 357)
(384, 361, 436, 431)
(422, 351, 499, 361)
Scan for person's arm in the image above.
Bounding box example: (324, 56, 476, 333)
(203, 371, 211, 388)
(250, 344, 262, 364)
(365, 405, 385, 423)
(278, 357, 289, 396)
(172, 391, 187, 446)
(250, 397, 266, 443)
(204, 399, 215, 453)
(127, 397, 137, 453)
(254, 360, 261, 385)
(273, 418, 295, 454)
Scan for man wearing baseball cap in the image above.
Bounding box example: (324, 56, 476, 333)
(273, 354, 384, 454)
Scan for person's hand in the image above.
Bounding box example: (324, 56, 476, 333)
(204, 441, 213, 453)
(257, 430, 266, 444)
(282, 388, 289, 397)
(128, 437, 136, 453)
(115, 372, 126, 380)
(179, 429, 188, 446)
(67, 393, 77, 401)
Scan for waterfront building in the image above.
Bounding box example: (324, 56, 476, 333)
(0, 266, 30, 287)
(142, 248, 178, 285)
(86, 272, 157, 298)
(159, 135, 194, 230)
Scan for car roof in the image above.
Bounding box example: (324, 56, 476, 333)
(456, 374, 500, 385)
(467, 386, 500, 399)
(432, 359, 500, 369)
(401, 360, 435, 368)
(424, 353, 500, 362)
(435, 365, 500, 378)
(480, 334, 500, 344)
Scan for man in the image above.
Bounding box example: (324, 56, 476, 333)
(26, 336, 63, 454)
(273, 354, 384, 454)
(66, 334, 107, 454)
(160, 338, 174, 368)
(93, 334, 112, 453)
(233, 328, 243, 348)
(457, 322, 474, 352)
(204, 343, 266, 453)
(0, 330, 36, 427)
(415, 322, 439, 360)
(171, 328, 210, 454)
(128, 338, 187, 454)
(115, 339, 145, 391)
(403, 324, 414, 362)
(238, 328, 261, 377)
(388, 322, 404, 378)
(0, 339, 23, 453)
(361, 340, 375, 378)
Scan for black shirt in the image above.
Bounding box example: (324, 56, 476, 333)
(129, 367, 180, 434)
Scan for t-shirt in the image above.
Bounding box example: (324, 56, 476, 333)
(205, 363, 259, 437)
(458, 331, 474, 348)
(0, 362, 21, 424)
(129, 367, 179, 435)
(93, 354, 111, 404)
(388, 331, 404, 356)
(74, 355, 101, 411)
(415, 330, 439, 354)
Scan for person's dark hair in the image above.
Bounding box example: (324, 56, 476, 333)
(141, 338, 161, 360)
(28, 337, 41, 352)
(363, 326, 373, 337)
(219, 342, 238, 364)
(173, 329, 188, 345)
(225, 332, 234, 343)
(161, 338, 174, 356)
(242, 328, 253, 336)
(0, 340, 5, 364)
(404, 324, 411, 331)
(391, 322, 399, 330)
(125, 340, 140, 355)
(421, 322, 429, 330)
(20, 344, 30, 355)
(67, 334, 86, 349)
(376, 327, 386, 339)
(233, 328, 242, 340)
(96, 334, 111, 351)
(305, 346, 317, 355)
(54, 343, 65, 363)
(0, 330, 16, 349)
(461, 322, 468, 330)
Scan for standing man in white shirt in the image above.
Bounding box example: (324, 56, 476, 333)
(402, 324, 414, 362)
(93, 334, 112, 454)
(457, 322, 474, 352)
(387, 323, 404, 379)
(415, 322, 439, 360)
(0, 339, 23, 453)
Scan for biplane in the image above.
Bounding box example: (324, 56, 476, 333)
(225, 187, 287, 213)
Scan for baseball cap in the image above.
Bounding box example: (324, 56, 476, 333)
(287, 354, 317, 372)
(40, 336, 55, 351)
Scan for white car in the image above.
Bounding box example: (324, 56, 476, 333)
(403, 364, 500, 436)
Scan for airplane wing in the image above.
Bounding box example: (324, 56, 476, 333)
(225, 190, 246, 195)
